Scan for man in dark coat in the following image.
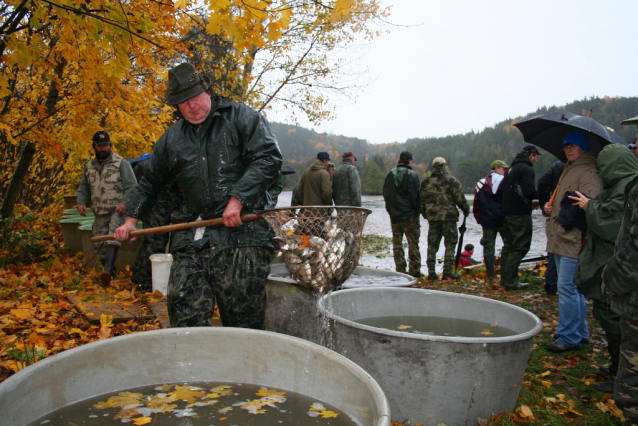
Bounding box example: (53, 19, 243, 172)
(472, 159, 507, 281)
(383, 151, 422, 278)
(297, 152, 333, 206)
(537, 160, 565, 295)
(499, 145, 541, 290)
(332, 151, 361, 206)
(114, 62, 282, 329)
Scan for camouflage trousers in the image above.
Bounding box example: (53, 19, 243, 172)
(92, 211, 125, 262)
(480, 226, 503, 258)
(167, 246, 272, 329)
(615, 317, 638, 425)
(500, 215, 532, 286)
(426, 220, 458, 275)
(390, 215, 421, 274)
(131, 189, 183, 290)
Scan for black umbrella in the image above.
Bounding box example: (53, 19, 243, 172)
(454, 217, 467, 274)
(513, 111, 625, 162)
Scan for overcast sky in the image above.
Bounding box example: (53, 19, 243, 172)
(268, 0, 638, 145)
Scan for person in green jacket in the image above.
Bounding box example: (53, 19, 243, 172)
(571, 144, 638, 392)
(420, 157, 469, 280)
(114, 63, 282, 329)
(332, 151, 361, 207)
(296, 152, 333, 206)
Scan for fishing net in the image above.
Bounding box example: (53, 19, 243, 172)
(261, 206, 372, 293)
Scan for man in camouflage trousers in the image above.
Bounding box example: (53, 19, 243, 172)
(382, 151, 423, 278)
(114, 62, 282, 329)
(602, 172, 638, 425)
(420, 157, 469, 280)
(77, 130, 137, 286)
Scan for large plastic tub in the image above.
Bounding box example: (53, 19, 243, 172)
(265, 263, 415, 345)
(79, 221, 144, 272)
(0, 328, 391, 426)
(317, 287, 543, 426)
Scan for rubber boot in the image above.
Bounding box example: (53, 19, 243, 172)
(591, 332, 622, 393)
(484, 255, 495, 282)
(101, 245, 119, 286)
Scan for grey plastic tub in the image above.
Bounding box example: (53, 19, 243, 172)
(0, 327, 391, 426)
(265, 263, 415, 344)
(317, 287, 543, 426)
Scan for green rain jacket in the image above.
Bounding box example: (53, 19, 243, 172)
(127, 96, 282, 253)
(419, 167, 469, 222)
(576, 144, 638, 304)
(332, 161, 361, 207)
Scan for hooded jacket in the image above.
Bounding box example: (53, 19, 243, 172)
(545, 151, 603, 259)
(419, 167, 469, 222)
(501, 152, 538, 216)
(383, 164, 420, 221)
(126, 96, 282, 253)
(473, 170, 504, 228)
(297, 158, 333, 206)
(576, 144, 638, 304)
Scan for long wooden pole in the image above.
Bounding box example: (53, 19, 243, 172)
(91, 213, 262, 243)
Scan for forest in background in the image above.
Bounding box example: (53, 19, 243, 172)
(273, 95, 638, 193)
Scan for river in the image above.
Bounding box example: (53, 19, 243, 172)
(276, 191, 548, 273)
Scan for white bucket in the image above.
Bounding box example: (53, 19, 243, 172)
(150, 253, 173, 295)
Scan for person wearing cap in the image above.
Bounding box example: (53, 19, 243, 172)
(332, 151, 361, 207)
(628, 141, 638, 158)
(383, 151, 422, 278)
(296, 152, 334, 206)
(472, 159, 508, 281)
(499, 145, 541, 291)
(114, 62, 282, 329)
(542, 130, 603, 353)
(77, 130, 138, 286)
(420, 157, 469, 280)
(327, 162, 335, 178)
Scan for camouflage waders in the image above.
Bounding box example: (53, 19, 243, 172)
(167, 246, 272, 329)
(131, 189, 183, 290)
(499, 214, 532, 286)
(615, 317, 638, 425)
(92, 211, 125, 263)
(426, 220, 458, 275)
(390, 214, 421, 275)
(480, 226, 502, 258)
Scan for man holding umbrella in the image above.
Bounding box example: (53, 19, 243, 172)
(544, 130, 603, 353)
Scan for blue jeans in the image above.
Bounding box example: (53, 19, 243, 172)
(555, 254, 589, 349)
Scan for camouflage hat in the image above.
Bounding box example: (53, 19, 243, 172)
(92, 130, 111, 145)
(490, 160, 508, 169)
(166, 63, 211, 106)
(432, 157, 446, 167)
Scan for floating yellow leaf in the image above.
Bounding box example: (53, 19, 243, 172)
(480, 329, 493, 336)
(94, 392, 144, 409)
(397, 325, 412, 330)
(256, 388, 286, 397)
(320, 409, 339, 418)
(219, 406, 233, 413)
(169, 385, 206, 403)
(133, 417, 152, 425)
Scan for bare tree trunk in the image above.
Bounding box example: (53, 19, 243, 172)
(1, 140, 36, 218)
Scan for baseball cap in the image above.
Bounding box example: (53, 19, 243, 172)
(432, 157, 446, 167)
(399, 151, 413, 162)
(522, 145, 541, 155)
(92, 131, 111, 145)
(490, 160, 508, 169)
(317, 151, 331, 161)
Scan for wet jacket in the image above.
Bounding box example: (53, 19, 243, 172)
(127, 96, 282, 253)
(473, 170, 504, 229)
(419, 167, 469, 222)
(332, 161, 361, 206)
(77, 153, 137, 215)
(297, 159, 333, 205)
(383, 164, 420, 222)
(545, 151, 603, 259)
(602, 172, 638, 320)
(501, 152, 538, 216)
(576, 145, 638, 305)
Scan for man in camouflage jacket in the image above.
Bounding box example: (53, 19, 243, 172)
(114, 63, 282, 329)
(332, 151, 361, 206)
(602, 171, 638, 424)
(77, 130, 137, 286)
(420, 157, 469, 280)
